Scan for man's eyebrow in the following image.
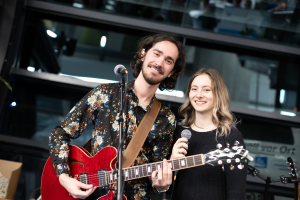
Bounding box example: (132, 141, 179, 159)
(153, 49, 175, 63)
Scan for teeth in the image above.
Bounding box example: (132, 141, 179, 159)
(150, 66, 159, 73)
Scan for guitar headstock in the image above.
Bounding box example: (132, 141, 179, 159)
(204, 141, 253, 170)
(287, 157, 298, 179)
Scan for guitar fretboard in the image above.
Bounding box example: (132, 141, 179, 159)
(105, 154, 204, 184)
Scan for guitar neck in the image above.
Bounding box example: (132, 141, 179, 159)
(106, 154, 205, 184)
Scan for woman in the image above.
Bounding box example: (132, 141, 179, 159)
(168, 68, 247, 200)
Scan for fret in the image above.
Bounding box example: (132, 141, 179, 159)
(130, 167, 135, 180)
(125, 169, 129, 180)
(194, 155, 203, 166)
(142, 165, 146, 177)
(146, 164, 152, 176)
(179, 158, 187, 168)
(187, 157, 193, 167)
(152, 163, 156, 173)
(131, 167, 135, 179)
(173, 159, 180, 170)
(139, 165, 143, 178)
(193, 155, 196, 166)
(168, 160, 173, 170)
(135, 167, 139, 176)
(156, 162, 162, 171)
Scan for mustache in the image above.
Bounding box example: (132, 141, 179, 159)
(149, 64, 164, 75)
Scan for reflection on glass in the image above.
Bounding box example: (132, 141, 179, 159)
(35, 0, 300, 48)
(180, 43, 299, 114)
(18, 18, 145, 82)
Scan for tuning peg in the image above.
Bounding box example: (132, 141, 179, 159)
(289, 172, 295, 177)
(232, 146, 238, 151)
(234, 141, 240, 146)
(215, 150, 221, 154)
(238, 163, 244, 169)
(286, 162, 291, 167)
(216, 143, 222, 149)
(230, 164, 234, 170)
(226, 142, 230, 148)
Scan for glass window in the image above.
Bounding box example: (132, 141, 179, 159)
(180, 38, 300, 116)
(18, 15, 150, 82)
(33, 0, 300, 48)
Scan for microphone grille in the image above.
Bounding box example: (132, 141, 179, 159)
(181, 129, 192, 140)
(114, 64, 125, 76)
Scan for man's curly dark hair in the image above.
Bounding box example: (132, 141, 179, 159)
(130, 33, 186, 91)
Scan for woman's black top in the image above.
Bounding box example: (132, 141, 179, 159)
(168, 126, 247, 200)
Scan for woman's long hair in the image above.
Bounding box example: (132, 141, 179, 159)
(180, 68, 237, 137)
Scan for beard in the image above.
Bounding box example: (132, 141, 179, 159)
(142, 63, 166, 85)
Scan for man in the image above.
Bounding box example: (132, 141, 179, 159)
(49, 33, 186, 199)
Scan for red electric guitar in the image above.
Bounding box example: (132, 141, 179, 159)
(41, 144, 252, 200)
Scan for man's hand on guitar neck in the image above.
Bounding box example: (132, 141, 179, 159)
(59, 173, 97, 199)
(151, 159, 172, 192)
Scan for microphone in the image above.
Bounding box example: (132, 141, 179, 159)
(180, 129, 192, 153)
(114, 64, 128, 77)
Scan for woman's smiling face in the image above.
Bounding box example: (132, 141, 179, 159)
(189, 74, 214, 115)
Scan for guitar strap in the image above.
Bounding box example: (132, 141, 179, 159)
(122, 97, 161, 168)
(83, 97, 161, 169)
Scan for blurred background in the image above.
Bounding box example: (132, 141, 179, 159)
(0, 0, 299, 199)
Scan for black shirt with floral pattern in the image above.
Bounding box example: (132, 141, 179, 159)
(49, 80, 176, 200)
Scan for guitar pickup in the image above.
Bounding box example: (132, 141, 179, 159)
(79, 172, 89, 184)
(98, 169, 107, 188)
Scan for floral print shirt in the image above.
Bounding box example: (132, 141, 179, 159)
(49, 80, 176, 200)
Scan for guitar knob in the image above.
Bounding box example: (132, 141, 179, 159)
(235, 158, 240, 163)
(216, 143, 222, 149)
(218, 160, 223, 165)
(224, 148, 230, 153)
(227, 159, 231, 163)
(234, 141, 240, 146)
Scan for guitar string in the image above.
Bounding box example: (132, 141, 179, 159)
(76, 157, 205, 184)
(77, 157, 240, 185)
(76, 156, 204, 180)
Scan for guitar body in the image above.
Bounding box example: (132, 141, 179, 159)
(41, 145, 126, 200)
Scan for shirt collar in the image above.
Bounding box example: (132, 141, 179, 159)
(127, 80, 155, 112)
